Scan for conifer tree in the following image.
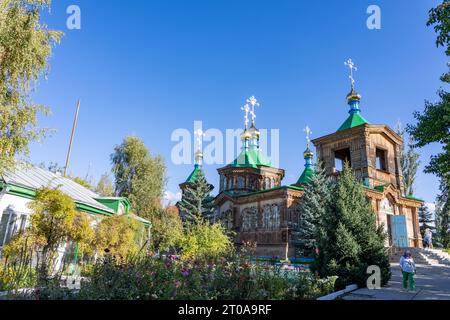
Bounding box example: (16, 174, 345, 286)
(291, 163, 332, 257)
(313, 163, 391, 289)
(177, 169, 214, 222)
(418, 204, 435, 237)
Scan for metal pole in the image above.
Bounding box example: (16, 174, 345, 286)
(64, 100, 80, 177)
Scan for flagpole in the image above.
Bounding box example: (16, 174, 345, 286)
(64, 100, 80, 177)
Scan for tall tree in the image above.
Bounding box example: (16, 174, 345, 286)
(291, 163, 332, 257)
(95, 173, 114, 197)
(313, 164, 391, 289)
(111, 136, 166, 219)
(435, 181, 450, 247)
(408, 1, 450, 247)
(407, 1, 450, 186)
(177, 170, 214, 222)
(0, 0, 62, 174)
(396, 124, 420, 196)
(418, 204, 435, 238)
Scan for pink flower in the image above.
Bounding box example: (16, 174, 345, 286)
(175, 281, 182, 289)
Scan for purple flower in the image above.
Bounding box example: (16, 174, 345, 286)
(181, 268, 191, 278)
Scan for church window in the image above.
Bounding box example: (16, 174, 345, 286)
(242, 208, 257, 231)
(334, 148, 351, 172)
(237, 176, 245, 189)
(263, 206, 271, 229)
(376, 148, 387, 171)
(271, 205, 280, 229)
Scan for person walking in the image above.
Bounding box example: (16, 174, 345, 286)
(400, 250, 416, 292)
(423, 228, 433, 249)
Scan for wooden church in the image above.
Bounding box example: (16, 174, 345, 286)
(179, 60, 423, 257)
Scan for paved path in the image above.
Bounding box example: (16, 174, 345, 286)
(343, 263, 450, 300)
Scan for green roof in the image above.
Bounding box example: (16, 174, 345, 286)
(337, 113, 369, 131)
(295, 166, 314, 185)
(405, 195, 424, 202)
(229, 148, 272, 168)
(185, 165, 202, 183)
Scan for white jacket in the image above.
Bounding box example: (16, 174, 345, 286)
(400, 256, 416, 273)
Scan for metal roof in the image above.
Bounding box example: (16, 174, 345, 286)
(1, 165, 114, 214)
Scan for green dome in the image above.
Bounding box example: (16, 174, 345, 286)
(185, 164, 202, 183)
(229, 149, 272, 168)
(295, 166, 314, 185)
(337, 113, 369, 132)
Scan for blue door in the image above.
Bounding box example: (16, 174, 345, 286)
(392, 215, 408, 248)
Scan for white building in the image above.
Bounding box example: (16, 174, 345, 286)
(0, 165, 149, 260)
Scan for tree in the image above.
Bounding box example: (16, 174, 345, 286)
(95, 173, 114, 197)
(111, 136, 166, 219)
(418, 204, 435, 238)
(71, 176, 92, 190)
(313, 164, 391, 289)
(435, 181, 450, 247)
(396, 124, 420, 196)
(291, 163, 332, 257)
(150, 206, 183, 253)
(407, 1, 450, 247)
(407, 1, 450, 187)
(0, 0, 62, 175)
(27, 187, 94, 282)
(176, 220, 232, 261)
(94, 215, 143, 261)
(177, 169, 214, 222)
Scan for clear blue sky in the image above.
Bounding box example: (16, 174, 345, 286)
(30, 0, 445, 205)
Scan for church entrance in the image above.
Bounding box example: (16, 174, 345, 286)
(380, 198, 408, 248)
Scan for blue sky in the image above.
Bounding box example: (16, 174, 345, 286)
(30, 0, 445, 205)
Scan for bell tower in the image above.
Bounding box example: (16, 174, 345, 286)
(312, 59, 405, 194)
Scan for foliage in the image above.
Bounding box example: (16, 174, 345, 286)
(78, 254, 337, 300)
(94, 215, 143, 261)
(435, 181, 450, 247)
(95, 173, 114, 197)
(70, 176, 92, 190)
(111, 136, 166, 219)
(396, 125, 420, 196)
(418, 204, 435, 237)
(313, 164, 391, 289)
(407, 1, 450, 187)
(0, 0, 62, 174)
(149, 206, 183, 253)
(177, 169, 214, 222)
(291, 162, 332, 257)
(0, 266, 37, 292)
(176, 220, 232, 261)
